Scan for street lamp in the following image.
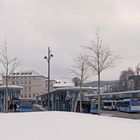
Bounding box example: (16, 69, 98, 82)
(44, 47, 53, 110)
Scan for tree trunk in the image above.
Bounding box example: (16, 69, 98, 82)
(5, 76, 8, 113)
(97, 71, 101, 115)
(79, 77, 83, 113)
(79, 86, 82, 112)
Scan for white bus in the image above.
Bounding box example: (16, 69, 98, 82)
(102, 100, 117, 110)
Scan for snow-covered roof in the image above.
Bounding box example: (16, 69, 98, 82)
(53, 82, 74, 88)
(11, 70, 44, 77)
(52, 86, 97, 91)
(38, 87, 97, 97)
(0, 112, 139, 140)
(0, 85, 23, 89)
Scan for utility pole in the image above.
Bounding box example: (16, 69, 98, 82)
(44, 47, 53, 110)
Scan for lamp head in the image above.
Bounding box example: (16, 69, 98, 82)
(44, 56, 47, 59)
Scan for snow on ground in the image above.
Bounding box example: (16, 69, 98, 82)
(0, 111, 140, 140)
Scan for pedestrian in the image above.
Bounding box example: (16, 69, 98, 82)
(10, 103, 13, 111)
(14, 103, 17, 112)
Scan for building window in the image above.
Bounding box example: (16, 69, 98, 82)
(24, 87, 27, 92)
(33, 94, 35, 98)
(28, 94, 31, 98)
(24, 94, 27, 98)
(25, 81, 27, 84)
(12, 81, 15, 85)
(28, 87, 31, 92)
(29, 81, 31, 84)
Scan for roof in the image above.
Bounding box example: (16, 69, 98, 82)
(0, 85, 23, 95)
(37, 86, 97, 97)
(90, 90, 140, 97)
(0, 85, 23, 89)
(11, 70, 45, 77)
(53, 83, 74, 88)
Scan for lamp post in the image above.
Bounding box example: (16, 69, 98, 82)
(44, 47, 53, 110)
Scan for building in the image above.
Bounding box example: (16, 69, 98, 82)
(2, 70, 54, 99)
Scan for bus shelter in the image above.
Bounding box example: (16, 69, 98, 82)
(0, 85, 23, 112)
(36, 87, 97, 112)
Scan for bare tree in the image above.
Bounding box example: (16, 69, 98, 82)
(70, 53, 93, 112)
(71, 77, 80, 87)
(135, 63, 140, 75)
(119, 68, 134, 91)
(119, 65, 140, 91)
(0, 40, 20, 112)
(134, 63, 140, 90)
(85, 32, 119, 114)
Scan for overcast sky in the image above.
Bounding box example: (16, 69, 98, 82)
(0, 0, 140, 82)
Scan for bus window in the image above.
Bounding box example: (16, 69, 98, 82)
(131, 101, 140, 106)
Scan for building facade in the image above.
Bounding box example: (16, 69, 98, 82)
(2, 70, 54, 99)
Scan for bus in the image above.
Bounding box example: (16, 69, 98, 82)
(90, 103, 98, 114)
(90, 100, 99, 114)
(116, 99, 140, 113)
(19, 98, 36, 112)
(102, 100, 117, 110)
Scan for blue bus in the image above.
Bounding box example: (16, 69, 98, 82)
(90, 100, 99, 114)
(19, 98, 36, 112)
(116, 99, 140, 113)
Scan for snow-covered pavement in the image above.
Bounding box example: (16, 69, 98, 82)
(0, 111, 140, 140)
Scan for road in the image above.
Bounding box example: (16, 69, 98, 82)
(101, 110, 140, 120)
